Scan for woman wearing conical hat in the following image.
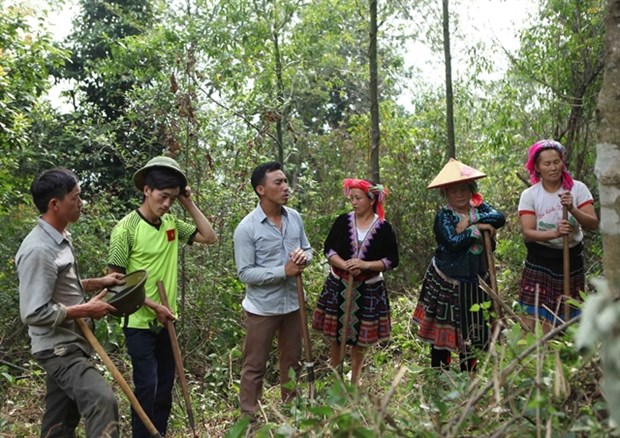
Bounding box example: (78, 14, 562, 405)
(412, 159, 505, 371)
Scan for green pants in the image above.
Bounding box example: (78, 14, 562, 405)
(36, 349, 119, 438)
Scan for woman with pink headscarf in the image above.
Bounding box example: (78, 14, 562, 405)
(312, 178, 399, 385)
(518, 139, 599, 330)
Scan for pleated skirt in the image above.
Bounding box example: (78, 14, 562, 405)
(312, 272, 391, 347)
(412, 261, 489, 354)
(519, 241, 584, 322)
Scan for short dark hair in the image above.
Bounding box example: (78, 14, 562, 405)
(144, 168, 186, 191)
(30, 168, 79, 214)
(250, 161, 282, 196)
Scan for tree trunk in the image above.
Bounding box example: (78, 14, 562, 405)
(595, 0, 620, 298)
(273, 29, 285, 165)
(443, 0, 455, 159)
(587, 3, 620, 427)
(369, 0, 380, 183)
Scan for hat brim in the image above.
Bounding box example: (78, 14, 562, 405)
(133, 166, 187, 191)
(427, 175, 486, 189)
(426, 158, 486, 189)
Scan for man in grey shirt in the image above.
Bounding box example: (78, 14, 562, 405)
(233, 161, 312, 419)
(16, 168, 124, 437)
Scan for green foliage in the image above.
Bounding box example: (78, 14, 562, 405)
(0, 4, 69, 211)
(209, 306, 610, 437)
(0, 205, 36, 353)
(41, 0, 169, 202)
(62, 0, 159, 120)
(0, 0, 611, 436)
(498, 0, 604, 183)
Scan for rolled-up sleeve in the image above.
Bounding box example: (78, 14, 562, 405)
(297, 216, 313, 265)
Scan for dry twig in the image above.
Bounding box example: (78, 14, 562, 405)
(446, 315, 581, 437)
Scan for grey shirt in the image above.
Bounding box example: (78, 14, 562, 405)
(233, 205, 312, 316)
(16, 218, 91, 355)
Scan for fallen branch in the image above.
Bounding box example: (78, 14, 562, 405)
(447, 314, 581, 437)
(0, 358, 30, 373)
(478, 278, 532, 333)
(489, 415, 523, 438)
(379, 365, 408, 420)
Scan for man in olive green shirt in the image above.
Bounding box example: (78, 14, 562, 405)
(17, 168, 124, 437)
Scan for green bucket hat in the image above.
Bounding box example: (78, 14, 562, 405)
(133, 156, 188, 191)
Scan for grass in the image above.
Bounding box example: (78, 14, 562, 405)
(0, 287, 611, 437)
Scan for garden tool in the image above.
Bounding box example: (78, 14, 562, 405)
(296, 274, 316, 400)
(339, 275, 355, 376)
(156, 281, 198, 438)
(563, 205, 570, 321)
(75, 318, 162, 438)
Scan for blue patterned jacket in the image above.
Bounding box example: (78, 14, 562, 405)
(433, 202, 505, 279)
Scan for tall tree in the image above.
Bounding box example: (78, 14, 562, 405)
(63, 0, 156, 120)
(442, 0, 455, 158)
(369, 0, 381, 182)
(595, 0, 620, 298)
(510, 0, 605, 180)
(187, 0, 406, 183)
(577, 2, 620, 427)
(46, 0, 162, 200)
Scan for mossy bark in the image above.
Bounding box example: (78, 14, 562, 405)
(596, 0, 620, 298)
(593, 0, 620, 429)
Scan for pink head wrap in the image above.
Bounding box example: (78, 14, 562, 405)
(525, 139, 574, 190)
(342, 178, 389, 220)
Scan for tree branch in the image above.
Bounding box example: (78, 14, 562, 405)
(447, 315, 581, 437)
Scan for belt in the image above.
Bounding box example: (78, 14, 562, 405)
(33, 344, 82, 360)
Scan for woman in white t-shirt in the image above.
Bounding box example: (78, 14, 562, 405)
(518, 140, 599, 331)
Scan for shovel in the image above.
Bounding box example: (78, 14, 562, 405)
(156, 281, 198, 438)
(562, 205, 570, 321)
(482, 230, 502, 320)
(296, 275, 315, 400)
(339, 275, 355, 376)
(75, 318, 162, 438)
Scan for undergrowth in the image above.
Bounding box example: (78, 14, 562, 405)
(1, 292, 611, 437)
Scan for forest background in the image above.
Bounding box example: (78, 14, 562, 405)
(0, 0, 615, 436)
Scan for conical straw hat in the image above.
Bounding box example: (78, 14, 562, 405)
(427, 158, 486, 189)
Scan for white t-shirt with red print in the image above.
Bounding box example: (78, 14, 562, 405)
(518, 180, 594, 249)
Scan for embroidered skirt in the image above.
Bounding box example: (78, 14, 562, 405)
(519, 241, 584, 322)
(311, 272, 391, 347)
(412, 261, 489, 354)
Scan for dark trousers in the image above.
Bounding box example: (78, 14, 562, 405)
(239, 310, 302, 415)
(124, 327, 176, 438)
(430, 346, 476, 372)
(37, 349, 119, 438)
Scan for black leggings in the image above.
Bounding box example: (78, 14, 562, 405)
(430, 345, 476, 372)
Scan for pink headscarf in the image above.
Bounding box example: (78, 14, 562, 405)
(342, 178, 389, 220)
(525, 139, 574, 190)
